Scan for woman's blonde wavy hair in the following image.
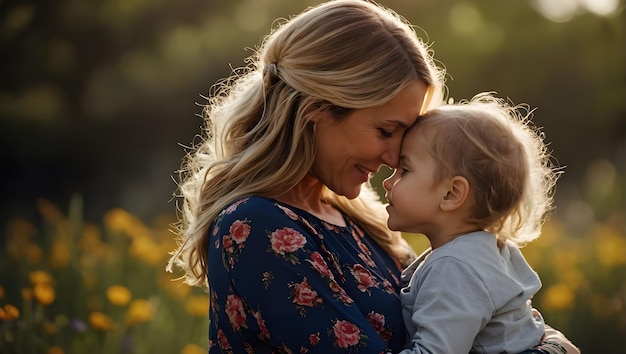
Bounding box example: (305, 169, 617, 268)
(411, 92, 561, 246)
(167, 0, 446, 287)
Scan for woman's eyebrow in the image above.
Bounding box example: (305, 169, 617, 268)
(388, 119, 410, 129)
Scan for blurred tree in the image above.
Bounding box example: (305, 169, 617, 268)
(0, 0, 623, 224)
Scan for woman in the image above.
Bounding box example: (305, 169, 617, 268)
(167, 1, 576, 352)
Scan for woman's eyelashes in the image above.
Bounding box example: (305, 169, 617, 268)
(378, 128, 393, 138)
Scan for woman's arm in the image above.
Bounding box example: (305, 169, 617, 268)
(530, 309, 581, 354)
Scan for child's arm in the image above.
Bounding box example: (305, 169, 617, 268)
(399, 258, 493, 353)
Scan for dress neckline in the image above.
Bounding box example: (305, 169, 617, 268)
(269, 197, 352, 230)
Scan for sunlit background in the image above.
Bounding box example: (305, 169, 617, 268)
(1, 0, 624, 353)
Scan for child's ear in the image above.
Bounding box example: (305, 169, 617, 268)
(440, 176, 470, 211)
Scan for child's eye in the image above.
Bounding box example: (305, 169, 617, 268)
(400, 168, 409, 175)
(378, 128, 393, 138)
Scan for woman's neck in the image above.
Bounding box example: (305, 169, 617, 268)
(275, 175, 346, 227)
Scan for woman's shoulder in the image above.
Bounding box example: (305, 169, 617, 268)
(217, 195, 304, 223)
(219, 195, 278, 217)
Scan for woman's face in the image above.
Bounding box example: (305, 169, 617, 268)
(311, 79, 428, 199)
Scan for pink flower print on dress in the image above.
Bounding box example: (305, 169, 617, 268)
(210, 289, 220, 312)
(261, 271, 274, 289)
(358, 252, 377, 268)
(270, 228, 307, 254)
(216, 329, 232, 351)
(309, 332, 321, 346)
(222, 235, 234, 253)
(332, 320, 365, 349)
(252, 310, 270, 339)
(276, 203, 299, 220)
(221, 219, 251, 269)
(329, 281, 354, 304)
(290, 277, 323, 315)
(367, 311, 392, 341)
(224, 197, 249, 214)
(307, 252, 334, 279)
(301, 218, 319, 236)
(350, 264, 379, 292)
(357, 239, 372, 256)
(269, 227, 307, 264)
(229, 219, 250, 244)
(225, 293, 247, 332)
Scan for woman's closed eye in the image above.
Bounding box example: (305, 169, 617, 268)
(378, 128, 393, 138)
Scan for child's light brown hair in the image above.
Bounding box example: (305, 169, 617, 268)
(410, 92, 561, 246)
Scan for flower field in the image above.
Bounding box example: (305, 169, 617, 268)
(1, 195, 625, 353)
(1, 197, 209, 354)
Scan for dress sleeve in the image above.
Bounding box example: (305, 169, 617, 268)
(207, 197, 391, 353)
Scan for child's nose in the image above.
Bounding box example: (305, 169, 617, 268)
(382, 172, 397, 192)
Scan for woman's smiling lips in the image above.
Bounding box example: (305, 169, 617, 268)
(356, 165, 375, 182)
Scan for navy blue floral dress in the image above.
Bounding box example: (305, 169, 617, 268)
(207, 196, 406, 353)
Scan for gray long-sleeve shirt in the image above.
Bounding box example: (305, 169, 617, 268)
(399, 231, 544, 354)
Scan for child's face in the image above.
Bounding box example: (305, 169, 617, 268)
(382, 130, 447, 234)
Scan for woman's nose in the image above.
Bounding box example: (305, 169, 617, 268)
(381, 139, 402, 168)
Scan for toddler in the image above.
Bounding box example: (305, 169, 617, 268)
(383, 92, 565, 353)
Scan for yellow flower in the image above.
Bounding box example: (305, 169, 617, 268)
(106, 285, 132, 306)
(185, 295, 209, 317)
(180, 343, 206, 354)
(129, 235, 162, 266)
(593, 224, 626, 267)
(7, 219, 37, 261)
(50, 241, 71, 268)
(159, 274, 191, 299)
(89, 312, 113, 330)
(25, 243, 43, 265)
(33, 283, 56, 305)
(538, 218, 564, 247)
(29, 270, 53, 285)
(1, 304, 20, 320)
(22, 288, 33, 300)
(80, 224, 103, 254)
(104, 208, 151, 239)
(37, 198, 65, 225)
(126, 299, 154, 325)
(48, 347, 64, 354)
(540, 283, 575, 311)
(104, 208, 134, 232)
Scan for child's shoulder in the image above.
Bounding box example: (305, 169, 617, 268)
(430, 231, 500, 264)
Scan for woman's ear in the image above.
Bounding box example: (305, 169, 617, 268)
(309, 108, 331, 124)
(440, 176, 470, 211)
